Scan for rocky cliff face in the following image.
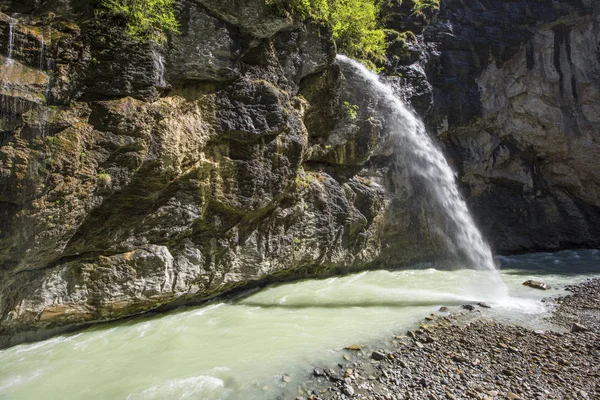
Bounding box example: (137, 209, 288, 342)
(0, 0, 446, 347)
(411, 0, 600, 253)
(0, 0, 599, 347)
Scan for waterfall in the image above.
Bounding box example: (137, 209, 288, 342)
(336, 55, 507, 299)
(39, 31, 45, 70)
(6, 21, 14, 63)
(151, 48, 167, 88)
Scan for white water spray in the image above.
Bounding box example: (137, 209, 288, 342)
(337, 55, 507, 300)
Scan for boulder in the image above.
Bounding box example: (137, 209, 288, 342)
(523, 280, 551, 290)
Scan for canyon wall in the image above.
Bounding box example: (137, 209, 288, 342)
(0, 0, 598, 346)
(391, 0, 600, 253)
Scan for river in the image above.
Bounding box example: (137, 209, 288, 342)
(1, 249, 599, 400)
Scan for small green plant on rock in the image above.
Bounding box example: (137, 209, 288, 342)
(99, 0, 180, 44)
(412, 0, 440, 16)
(97, 172, 112, 188)
(343, 101, 359, 120)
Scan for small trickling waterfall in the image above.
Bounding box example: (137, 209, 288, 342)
(336, 55, 507, 299)
(151, 48, 167, 88)
(6, 22, 14, 61)
(1, 20, 51, 134)
(39, 32, 45, 70)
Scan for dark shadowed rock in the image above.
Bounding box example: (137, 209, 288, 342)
(571, 323, 589, 333)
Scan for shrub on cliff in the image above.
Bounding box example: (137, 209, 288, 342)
(99, 0, 180, 44)
(412, 0, 440, 16)
(266, 0, 389, 69)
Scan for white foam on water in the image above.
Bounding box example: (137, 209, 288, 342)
(189, 303, 224, 317)
(0, 369, 43, 392)
(126, 375, 225, 400)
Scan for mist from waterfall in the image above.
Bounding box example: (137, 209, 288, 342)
(336, 55, 507, 300)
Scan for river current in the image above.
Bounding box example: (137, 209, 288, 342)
(1, 249, 599, 400)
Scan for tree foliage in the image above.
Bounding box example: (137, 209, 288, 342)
(266, 0, 388, 69)
(412, 0, 440, 16)
(100, 0, 180, 44)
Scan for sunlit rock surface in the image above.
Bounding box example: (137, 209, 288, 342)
(0, 0, 599, 346)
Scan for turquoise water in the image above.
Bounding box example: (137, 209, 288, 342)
(0, 249, 598, 400)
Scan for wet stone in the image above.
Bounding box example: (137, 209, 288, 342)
(523, 280, 551, 290)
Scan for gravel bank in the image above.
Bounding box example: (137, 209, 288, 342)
(296, 279, 600, 400)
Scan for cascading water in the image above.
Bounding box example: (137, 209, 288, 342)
(0, 20, 51, 134)
(6, 21, 14, 62)
(336, 55, 507, 300)
(39, 31, 45, 70)
(151, 48, 167, 88)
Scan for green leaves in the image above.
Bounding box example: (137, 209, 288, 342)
(267, 0, 387, 69)
(412, 0, 441, 16)
(343, 101, 359, 120)
(100, 0, 180, 44)
(330, 0, 386, 65)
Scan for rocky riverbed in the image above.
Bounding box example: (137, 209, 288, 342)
(294, 279, 600, 400)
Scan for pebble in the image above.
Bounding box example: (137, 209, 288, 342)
(466, 389, 478, 398)
(342, 384, 355, 396)
(571, 323, 589, 333)
(371, 351, 386, 361)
